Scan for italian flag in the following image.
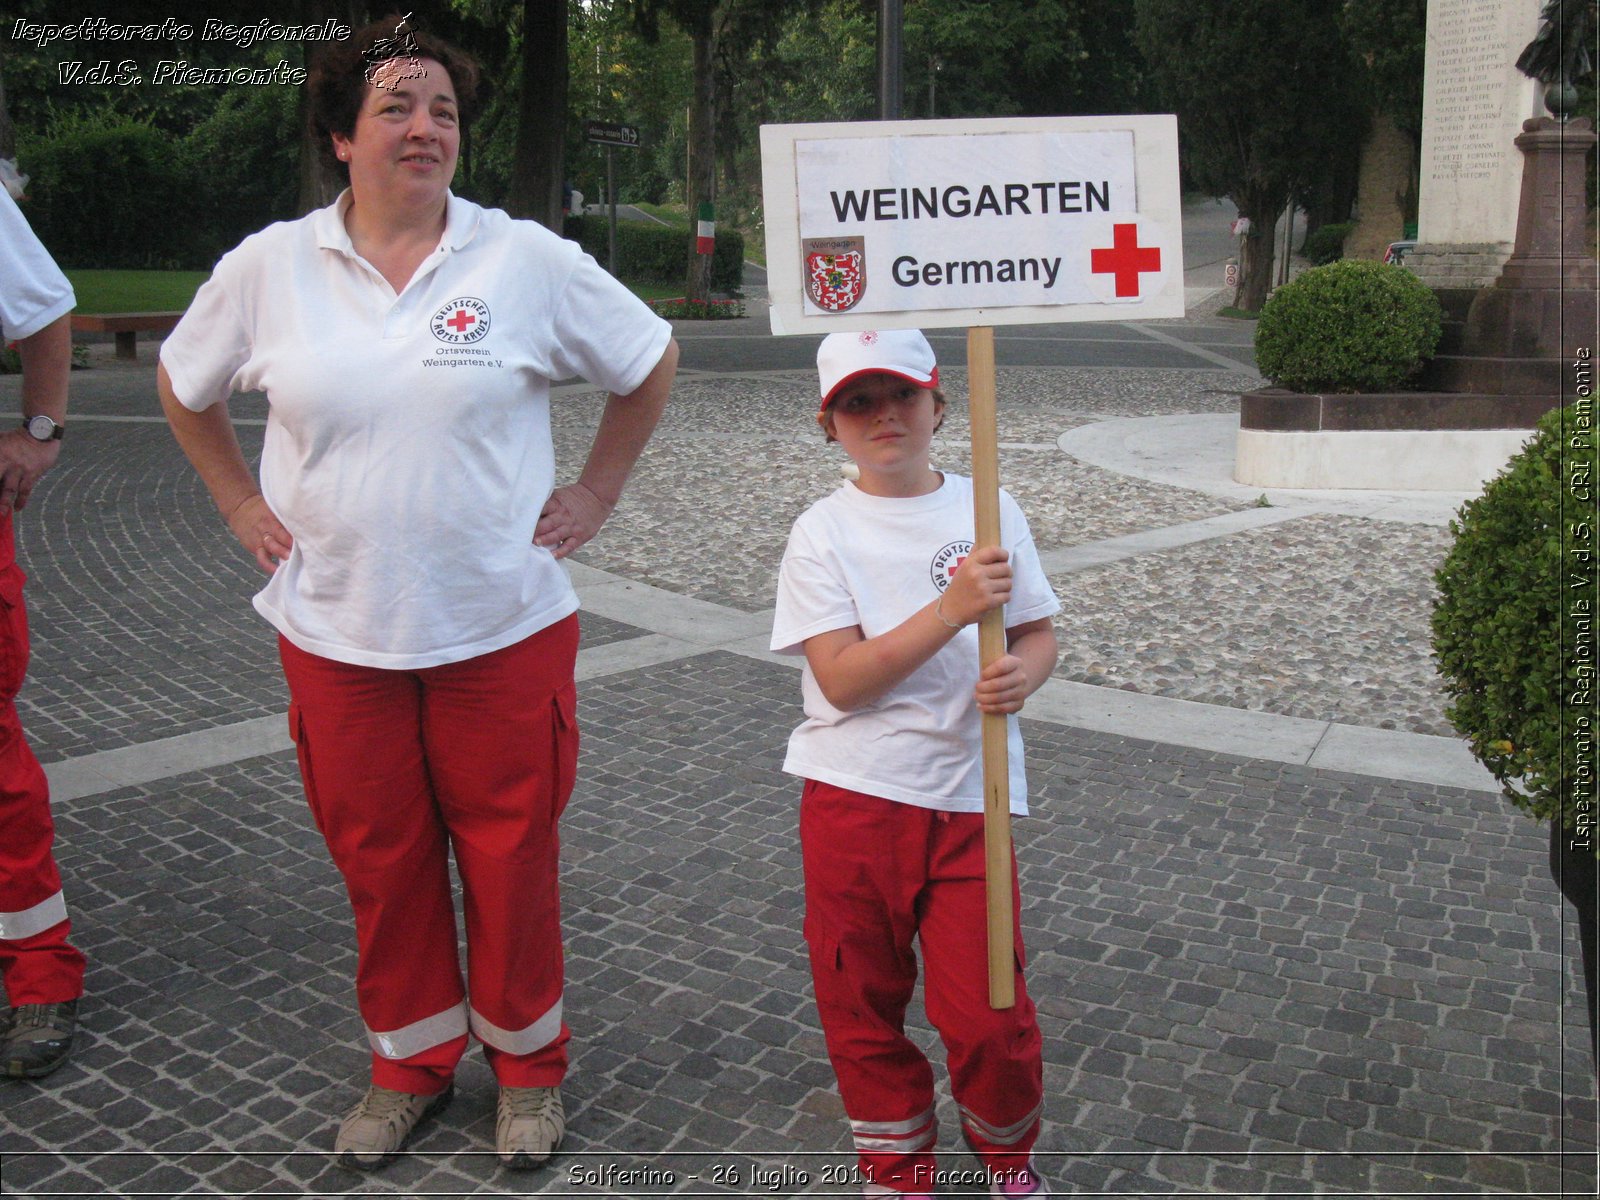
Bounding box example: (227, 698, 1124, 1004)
(696, 202, 715, 255)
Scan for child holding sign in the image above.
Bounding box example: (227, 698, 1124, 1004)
(771, 329, 1060, 1198)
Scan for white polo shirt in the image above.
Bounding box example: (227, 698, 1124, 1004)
(771, 474, 1061, 814)
(0, 188, 74, 342)
(161, 191, 672, 669)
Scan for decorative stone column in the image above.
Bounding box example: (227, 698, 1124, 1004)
(1425, 116, 1598, 395)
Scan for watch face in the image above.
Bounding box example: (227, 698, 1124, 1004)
(24, 416, 58, 441)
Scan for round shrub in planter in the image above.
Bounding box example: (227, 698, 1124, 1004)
(1433, 402, 1598, 1060)
(1254, 259, 1443, 393)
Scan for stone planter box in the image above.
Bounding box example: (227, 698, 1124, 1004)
(1234, 388, 1554, 491)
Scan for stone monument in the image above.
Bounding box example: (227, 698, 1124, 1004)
(1407, 0, 1544, 289)
(1234, 0, 1593, 492)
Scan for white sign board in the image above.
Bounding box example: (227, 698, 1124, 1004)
(761, 115, 1183, 334)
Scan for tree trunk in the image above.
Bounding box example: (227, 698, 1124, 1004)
(298, 87, 345, 214)
(1347, 112, 1416, 260)
(684, 18, 716, 303)
(295, 0, 358, 214)
(1233, 189, 1282, 312)
(509, 0, 568, 231)
(0, 52, 15, 162)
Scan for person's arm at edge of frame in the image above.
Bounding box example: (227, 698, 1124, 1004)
(0, 312, 71, 515)
(534, 337, 679, 560)
(156, 361, 291, 574)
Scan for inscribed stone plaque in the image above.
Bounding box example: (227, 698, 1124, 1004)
(1416, 0, 1542, 248)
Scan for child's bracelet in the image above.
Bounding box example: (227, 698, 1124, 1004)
(934, 594, 963, 630)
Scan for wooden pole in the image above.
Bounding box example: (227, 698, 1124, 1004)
(966, 325, 1014, 1010)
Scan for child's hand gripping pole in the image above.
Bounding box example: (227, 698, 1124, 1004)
(966, 325, 1015, 1011)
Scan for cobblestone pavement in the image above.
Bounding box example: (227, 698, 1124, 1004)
(0, 315, 1595, 1198)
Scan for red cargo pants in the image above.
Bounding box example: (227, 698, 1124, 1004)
(280, 615, 579, 1095)
(800, 780, 1043, 1195)
(0, 513, 85, 1006)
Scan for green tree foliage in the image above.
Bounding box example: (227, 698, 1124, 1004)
(1341, 0, 1427, 142)
(569, 2, 694, 206)
(1433, 404, 1600, 852)
(1133, 0, 1366, 311)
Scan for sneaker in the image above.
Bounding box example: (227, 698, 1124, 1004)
(334, 1084, 453, 1170)
(991, 1157, 1050, 1199)
(2, 1000, 78, 1079)
(496, 1086, 564, 1169)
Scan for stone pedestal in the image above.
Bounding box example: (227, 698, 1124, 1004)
(1424, 117, 1598, 395)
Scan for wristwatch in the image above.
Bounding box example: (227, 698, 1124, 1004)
(21, 415, 63, 442)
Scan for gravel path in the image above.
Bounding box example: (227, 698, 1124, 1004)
(552, 365, 1460, 735)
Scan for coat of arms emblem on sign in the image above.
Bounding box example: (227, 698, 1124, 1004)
(802, 236, 866, 312)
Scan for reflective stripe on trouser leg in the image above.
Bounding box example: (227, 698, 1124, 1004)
(918, 813, 1043, 1173)
(801, 781, 945, 1192)
(280, 637, 467, 1095)
(0, 890, 64, 942)
(851, 1103, 938, 1154)
(368, 1002, 470, 1060)
(420, 618, 580, 1088)
(0, 688, 85, 1003)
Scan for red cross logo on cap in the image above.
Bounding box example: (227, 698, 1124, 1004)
(1091, 223, 1161, 298)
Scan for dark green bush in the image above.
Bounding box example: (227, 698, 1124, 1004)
(1300, 220, 1355, 265)
(562, 215, 744, 293)
(1432, 403, 1599, 852)
(1254, 259, 1443, 393)
(179, 86, 300, 268)
(18, 113, 193, 269)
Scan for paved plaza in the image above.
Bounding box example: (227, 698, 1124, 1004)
(0, 265, 1596, 1197)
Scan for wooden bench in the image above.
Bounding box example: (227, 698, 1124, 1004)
(71, 311, 183, 361)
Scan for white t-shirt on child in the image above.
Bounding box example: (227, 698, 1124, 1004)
(771, 473, 1060, 814)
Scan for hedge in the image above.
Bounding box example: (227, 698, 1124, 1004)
(563, 214, 744, 293)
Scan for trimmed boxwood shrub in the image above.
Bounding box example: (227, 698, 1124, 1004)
(1432, 403, 1599, 851)
(1300, 220, 1355, 265)
(562, 214, 744, 293)
(1254, 259, 1443, 393)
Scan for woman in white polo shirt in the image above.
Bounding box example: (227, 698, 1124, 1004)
(157, 17, 678, 1172)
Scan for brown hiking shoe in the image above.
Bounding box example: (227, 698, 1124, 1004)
(2, 1000, 78, 1079)
(334, 1084, 453, 1170)
(496, 1086, 564, 1169)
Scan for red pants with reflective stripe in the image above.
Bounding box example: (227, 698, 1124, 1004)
(801, 780, 1042, 1193)
(0, 514, 84, 1006)
(281, 616, 578, 1094)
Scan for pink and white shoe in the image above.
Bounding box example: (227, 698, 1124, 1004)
(990, 1156, 1050, 1199)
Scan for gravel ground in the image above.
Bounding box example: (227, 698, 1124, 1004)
(550, 365, 1458, 735)
(1050, 512, 1456, 735)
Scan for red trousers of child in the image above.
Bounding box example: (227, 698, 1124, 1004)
(800, 780, 1043, 1195)
(0, 514, 85, 1006)
(280, 615, 579, 1095)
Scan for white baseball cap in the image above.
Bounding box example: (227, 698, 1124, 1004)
(817, 329, 939, 413)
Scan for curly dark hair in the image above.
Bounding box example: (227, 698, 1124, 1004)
(306, 13, 481, 180)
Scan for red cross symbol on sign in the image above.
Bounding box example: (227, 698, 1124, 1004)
(446, 309, 477, 333)
(1090, 223, 1161, 298)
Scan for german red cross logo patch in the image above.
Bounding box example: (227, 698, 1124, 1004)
(431, 297, 491, 344)
(930, 540, 973, 593)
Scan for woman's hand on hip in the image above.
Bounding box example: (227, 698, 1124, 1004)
(227, 493, 293, 574)
(535, 482, 613, 560)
